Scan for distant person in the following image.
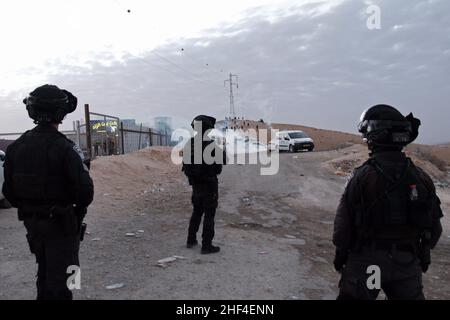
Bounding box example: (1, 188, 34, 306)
(182, 115, 225, 254)
(333, 104, 443, 300)
(94, 141, 100, 156)
(2, 84, 94, 299)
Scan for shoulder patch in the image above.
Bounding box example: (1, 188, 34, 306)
(344, 171, 354, 188)
(72, 144, 85, 161)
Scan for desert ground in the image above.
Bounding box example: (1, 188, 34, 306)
(0, 132, 449, 299)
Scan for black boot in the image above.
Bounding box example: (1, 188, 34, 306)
(201, 245, 220, 254)
(186, 239, 198, 248)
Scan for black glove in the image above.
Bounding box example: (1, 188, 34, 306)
(334, 248, 348, 273)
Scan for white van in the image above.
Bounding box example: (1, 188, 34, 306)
(269, 130, 314, 152)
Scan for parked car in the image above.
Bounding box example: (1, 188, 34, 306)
(0, 150, 12, 208)
(269, 130, 314, 152)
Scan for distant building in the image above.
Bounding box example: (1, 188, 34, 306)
(121, 119, 136, 126)
(154, 116, 172, 134)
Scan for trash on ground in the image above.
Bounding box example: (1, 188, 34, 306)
(156, 255, 188, 268)
(105, 283, 124, 290)
(157, 257, 177, 264)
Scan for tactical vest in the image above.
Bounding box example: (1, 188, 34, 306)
(356, 158, 433, 241)
(10, 130, 70, 206)
(182, 138, 221, 183)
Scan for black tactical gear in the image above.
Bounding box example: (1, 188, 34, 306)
(182, 115, 225, 252)
(2, 124, 94, 300)
(23, 84, 77, 124)
(333, 151, 443, 300)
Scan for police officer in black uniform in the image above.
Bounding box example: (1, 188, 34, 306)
(333, 104, 443, 300)
(2, 84, 94, 300)
(182, 115, 225, 254)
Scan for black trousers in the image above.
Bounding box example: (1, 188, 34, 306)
(188, 181, 218, 247)
(24, 214, 80, 300)
(337, 248, 425, 300)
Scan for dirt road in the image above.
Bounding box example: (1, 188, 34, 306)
(1, 146, 449, 299)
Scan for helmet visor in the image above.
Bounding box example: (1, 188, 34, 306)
(358, 119, 411, 134)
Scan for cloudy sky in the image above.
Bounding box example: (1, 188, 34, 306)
(0, 0, 449, 144)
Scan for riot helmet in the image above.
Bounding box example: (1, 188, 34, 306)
(358, 104, 420, 148)
(191, 115, 216, 133)
(23, 84, 77, 124)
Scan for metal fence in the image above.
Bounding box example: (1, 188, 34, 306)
(81, 104, 170, 158)
(0, 104, 172, 159)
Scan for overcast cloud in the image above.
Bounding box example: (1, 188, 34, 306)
(1, 0, 449, 144)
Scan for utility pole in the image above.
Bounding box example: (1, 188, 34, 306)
(224, 73, 238, 118)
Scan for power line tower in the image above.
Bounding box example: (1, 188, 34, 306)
(224, 73, 238, 118)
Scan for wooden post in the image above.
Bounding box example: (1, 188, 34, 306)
(120, 122, 125, 154)
(84, 104, 92, 159)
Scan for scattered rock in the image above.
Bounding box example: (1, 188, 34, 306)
(435, 181, 449, 189)
(334, 171, 347, 177)
(312, 256, 328, 263)
(238, 222, 263, 229)
(279, 238, 306, 246)
(105, 283, 124, 290)
(242, 197, 251, 206)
